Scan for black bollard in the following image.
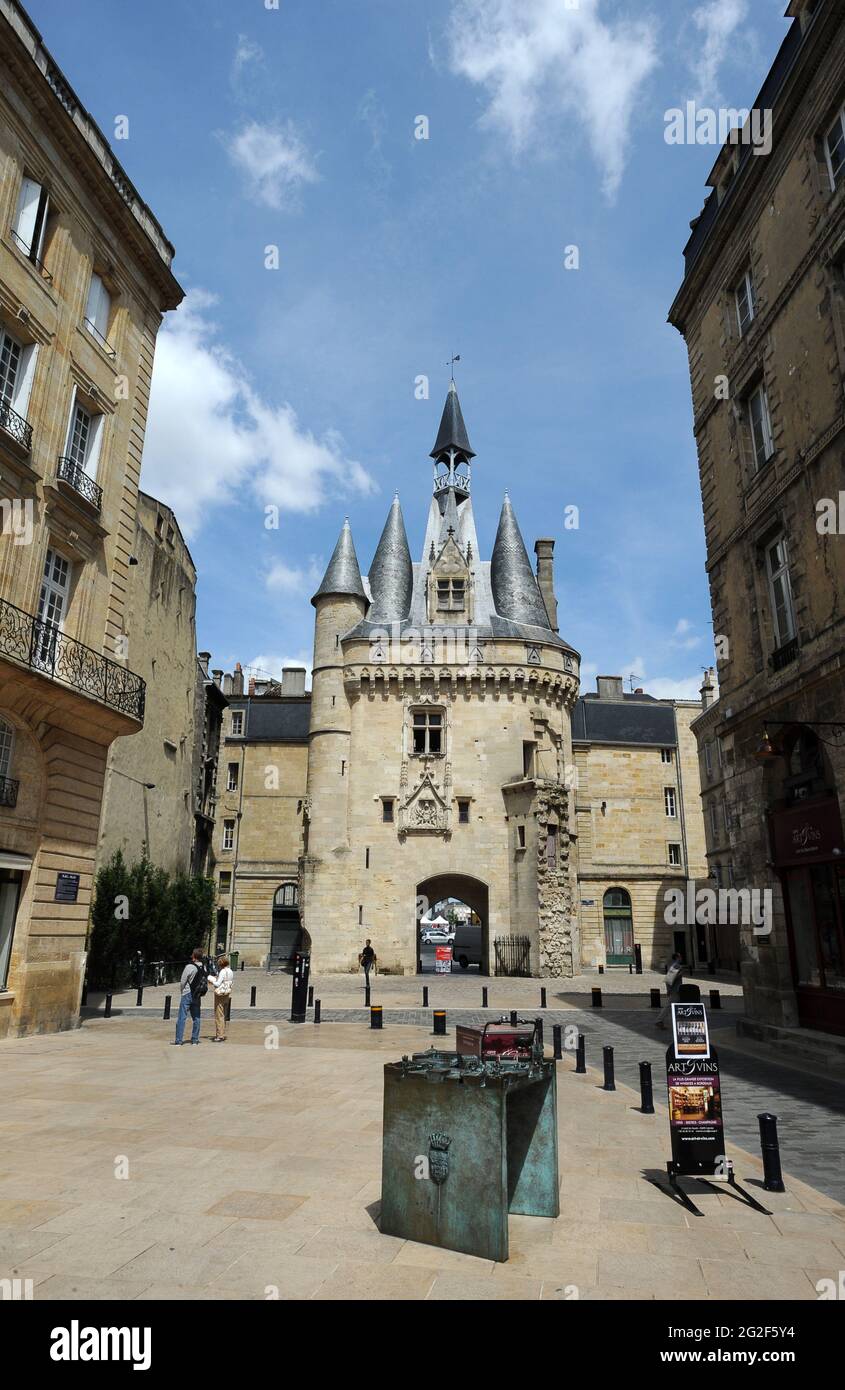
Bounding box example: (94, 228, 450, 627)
(163, 994, 172, 1021)
(104, 992, 113, 1018)
(308, 985, 314, 1007)
(535, 1016, 544, 1050)
(598, 964, 604, 975)
(552, 1024, 563, 1059)
(482, 986, 488, 1008)
(575, 1033, 586, 1074)
(591, 987, 602, 1008)
(433, 1009, 446, 1036)
(417, 957, 423, 974)
(639, 1060, 654, 1114)
(509, 1010, 518, 1027)
(602, 1045, 616, 1091)
(314, 998, 321, 1023)
(758, 1113, 786, 1192)
(628, 963, 633, 975)
(250, 986, 256, 1007)
(136, 986, 143, 1006)
(240, 960, 245, 971)
(422, 985, 429, 1007)
(365, 983, 371, 1008)
(649, 988, 661, 1008)
(709, 989, 721, 1010)
(540, 986, 547, 1008)
(634, 943, 643, 975)
(370, 1005, 383, 1030)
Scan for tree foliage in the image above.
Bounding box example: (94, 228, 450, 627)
(87, 851, 215, 987)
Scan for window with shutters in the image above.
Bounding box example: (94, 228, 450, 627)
(766, 536, 797, 649)
(11, 174, 50, 271)
(63, 391, 104, 479)
(747, 384, 774, 471)
(83, 272, 115, 357)
(0, 328, 38, 424)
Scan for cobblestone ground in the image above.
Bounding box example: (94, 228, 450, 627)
(2, 1013, 843, 1301)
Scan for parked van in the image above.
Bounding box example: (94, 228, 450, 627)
(452, 924, 482, 970)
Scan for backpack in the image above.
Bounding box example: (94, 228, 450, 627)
(189, 963, 208, 999)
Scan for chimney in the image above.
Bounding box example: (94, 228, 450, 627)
(222, 673, 233, 696)
(533, 538, 558, 632)
(231, 662, 244, 697)
(198, 651, 211, 676)
(596, 675, 624, 702)
(281, 665, 307, 696)
(700, 666, 717, 710)
(211, 668, 223, 688)
(248, 676, 256, 696)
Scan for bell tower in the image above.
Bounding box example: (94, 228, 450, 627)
(430, 379, 475, 501)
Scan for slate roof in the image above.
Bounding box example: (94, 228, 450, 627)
(571, 696, 677, 746)
(311, 518, 366, 605)
(490, 494, 552, 629)
(366, 495, 413, 623)
(226, 698, 311, 742)
(430, 379, 475, 460)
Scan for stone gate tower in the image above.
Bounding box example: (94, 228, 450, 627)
(300, 382, 581, 976)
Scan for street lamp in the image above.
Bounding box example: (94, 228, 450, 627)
(752, 719, 845, 762)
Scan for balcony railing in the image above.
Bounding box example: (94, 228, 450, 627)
(56, 455, 103, 512)
(0, 597, 145, 723)
(9, 228, 54, 284)
(82, 317, 116, 360)
(769, 636, 799, 673)
(0, 775, 19, 808)
(0, 398, 33, 453)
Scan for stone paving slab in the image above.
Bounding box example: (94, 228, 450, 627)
(0, 1016, 842, 1302)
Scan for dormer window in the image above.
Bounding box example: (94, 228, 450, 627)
(437, 578, 465, 611)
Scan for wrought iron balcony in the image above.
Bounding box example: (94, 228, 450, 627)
(56, 455, 103, 512)
(0, 597, 145, 723)
(769, 636, 799, 673)
(9, 228, 54, 284)
(0, 398, 33, 453)
(0, 775, 19, 808)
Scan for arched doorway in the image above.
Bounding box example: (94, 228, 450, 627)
(603, 887, 634, 966)
(416, 874, 489, 976)
(269, 882, 303, 969)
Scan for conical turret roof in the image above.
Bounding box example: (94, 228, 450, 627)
(490, 494, 551, 628)
(311, 518, 366, 606)
(367, 495, 413, 623)
(430, 380, 475, 460)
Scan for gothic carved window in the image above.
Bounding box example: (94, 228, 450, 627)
(437, 577, 465, 611)
(412, 708, 443, 755)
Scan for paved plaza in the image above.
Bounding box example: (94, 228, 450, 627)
(2, 998, 844, 1301)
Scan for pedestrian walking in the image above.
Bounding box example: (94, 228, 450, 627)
(358, 938, 377, 986)
(208, 955, 234, 1041)
(173, 947, 207, 1045)
(656, 951, 684, 1029)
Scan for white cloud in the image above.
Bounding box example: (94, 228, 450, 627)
(232, 34, 264, 87)
(248, 652, 312, 687)
(689, 0, 748, 102)
(222, 120, 319, 209)
(445, 0, 659, 199)
(142, 290, 374, 538)
(265, 558, 324, 595)
(671, 617, 700, 651)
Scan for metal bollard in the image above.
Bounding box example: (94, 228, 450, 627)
(105, 993, 113, 1018)
(650, 988, 661, 1008)
(602, 1045, 616, 1091)
(482, 986, 488, 1008)
(250, 986, 256, 1007)
(540, 987, 547, 1008)
(308, 985, 314, 1007)
(240, 960, 245, 971)
(535, 1016, 544, 1050)
(163, 995, 172, 1021)
(510, 1010, 518, 1027)
(314, 999, 321, 1024)
(598, 964, 605, 975)
(552, 1024, 563, 1060)
(433, 1010, 446, 1036)
(592, 987, 602, 1008)
(575, 1033, 586, 1074)
(422, 985, 429, 1007)
(370, 1005, 383, 1030)
(628, 963, 633, 975)
(709, 989, 721, 1010)
(634, 943, 643, 975)
(758, 1113, 786, 1192)
(136, 986, 143, 1006)
(639, 1060, 654, 1114)
(365, 984, 371, 1008)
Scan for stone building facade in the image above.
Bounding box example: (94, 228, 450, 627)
(669, 0, 845, 1038)
(301, 381, 581, 977)
(573, 676, 709, 973)
(97, 493, 198, 876)
(0, 1, 182, 1037)
(690, 668, 743, 975)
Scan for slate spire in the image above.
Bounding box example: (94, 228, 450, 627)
(311, 517, 366, 606)
(490, 494, 551, 628)
(367, 494, 413, 623)
(430, 379, 475, 461)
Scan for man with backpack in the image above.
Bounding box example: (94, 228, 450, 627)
(358, 939, 377, 987)
(656, 951, 684, 1029)
(174, 947, 207, 1045)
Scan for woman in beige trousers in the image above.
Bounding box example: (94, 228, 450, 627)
(208, 955, 234, 1041)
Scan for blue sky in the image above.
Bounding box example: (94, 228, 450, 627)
(28, 0, 791, 695)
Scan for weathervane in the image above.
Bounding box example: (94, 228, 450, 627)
(446, 353, 461, 377)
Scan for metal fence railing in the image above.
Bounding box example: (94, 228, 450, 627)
(493, 935, 531, 977)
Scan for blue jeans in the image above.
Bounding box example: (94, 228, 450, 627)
(175, 992, 201, 1043)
